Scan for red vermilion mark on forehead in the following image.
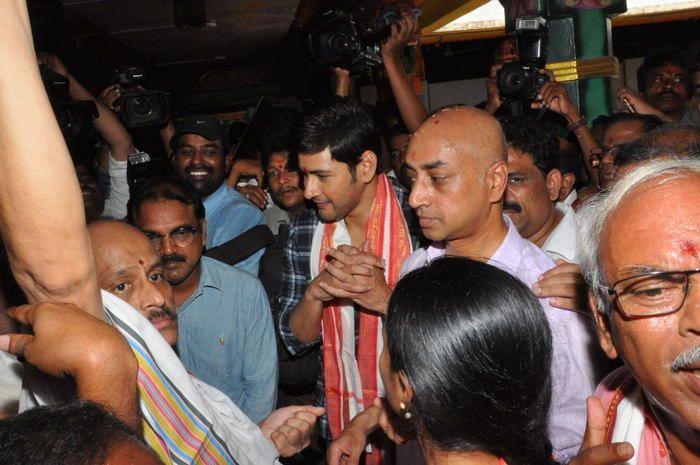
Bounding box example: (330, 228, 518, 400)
(434, 120, 439, 124)
(681, 240, 698, 258)
(138, 259, 145, 265)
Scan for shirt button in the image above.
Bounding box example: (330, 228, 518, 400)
(218, 337, 225, 345)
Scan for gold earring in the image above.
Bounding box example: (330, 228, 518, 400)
(399, 401, 412, 420)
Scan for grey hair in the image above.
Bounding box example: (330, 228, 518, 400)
(578, 157, 700, 314)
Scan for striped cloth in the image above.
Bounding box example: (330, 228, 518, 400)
(20, 290, 279, 465)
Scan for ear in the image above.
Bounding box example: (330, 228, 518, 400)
(200, 219, 207, 248)
(589, 291, 619, 360)
(546, 169, 563, 202)
(486, 160, 508, 204)
(358, 150, 378, 184)
(559, 173, 575, 201)
(398, 371, 415, 405)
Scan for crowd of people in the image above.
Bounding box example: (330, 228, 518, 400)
(0, 1, 699, 464)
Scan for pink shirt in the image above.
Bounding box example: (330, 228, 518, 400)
(595, 367, 672, 465)
(401, 217, 606, 462)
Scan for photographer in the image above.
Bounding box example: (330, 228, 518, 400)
(38, 53, 134, 220)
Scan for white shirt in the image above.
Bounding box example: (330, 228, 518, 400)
(563, 189, 578, 206)
(103, 154, 130, 220)
(542, 202, 579, 264)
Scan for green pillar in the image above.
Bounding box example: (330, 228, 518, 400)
(501, 0, 627, 121)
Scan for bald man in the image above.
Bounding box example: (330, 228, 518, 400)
(328, 108, 604, 465)
(89, 220, 326, 463)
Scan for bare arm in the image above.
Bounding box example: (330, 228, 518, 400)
(0, 0, 103, 318)
(535, 78, 600, 186)
(333, 67, 352, 97)
(381, 15, 428, 133)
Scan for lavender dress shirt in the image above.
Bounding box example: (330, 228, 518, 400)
(399, 217, 603, 463)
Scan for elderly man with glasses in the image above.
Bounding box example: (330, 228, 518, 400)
(579, 158, 700, 465)
(129, 176, 278, 424)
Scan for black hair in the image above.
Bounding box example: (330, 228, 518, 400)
(256, 108, 300, 173)
(604, 112, 663, 135)
(637, 46, 690, 93)
(0, 401, 142, 465)
(127, 176, 205, 223)
(557, 144, 588, 190)
(503, 117, 560, 175)
(615, 123, 700, 168)
(386, 257, 555, 465)
(297, 97, 382, 177)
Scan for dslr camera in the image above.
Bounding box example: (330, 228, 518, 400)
(40, 64, 98, 144)
(497, 16, 549, 106)
(112, 67, 170, 128)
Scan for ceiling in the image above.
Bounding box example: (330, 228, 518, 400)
(30, 0, 301, 67)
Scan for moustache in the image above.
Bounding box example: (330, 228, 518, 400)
(162, 254, 186, 264)
(671, 346, 700, 372)
(657, 91, 680, 99)
(503, 201, 522, 213)
(148, 308, 177, 323)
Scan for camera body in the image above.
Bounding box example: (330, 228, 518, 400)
(308, 6, 418, 73)
(497, 16, 549, 103)
(113, 67, 170, 129)
(40, 64, 98, 144)
(308, 12, 385, 72)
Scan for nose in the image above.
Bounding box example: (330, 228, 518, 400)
(279, 170, 294, 186)
(140, 278, 167, 315)
(678, 276, 700, 336)
(408, 177, 428, 210)
(191, 149, 205, 165)
(160, 235, 176, 256)
(304, 176, 319, 200)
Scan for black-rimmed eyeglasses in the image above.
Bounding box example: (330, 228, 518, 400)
(605, 268, 700, 318)
(145, 226, 200, 250)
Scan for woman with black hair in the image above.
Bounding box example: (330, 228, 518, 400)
(330, 256, 558, 465)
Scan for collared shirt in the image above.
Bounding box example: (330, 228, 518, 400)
(595, 367, 671, 465)
(178, 256, 277, 424)
(203, 183, 266, 275)
(276, 176, 415, 438)
(563, 189, 578, 206)
(542, 202, 579, 263)
(401, 216, 603, 463)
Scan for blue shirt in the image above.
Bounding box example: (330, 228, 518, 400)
(177, 256, 278, 424)
(203, 183, 265, 275)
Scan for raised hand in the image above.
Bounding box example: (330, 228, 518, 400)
(569, 397, 634, 465)
(259, 405, 325, 457)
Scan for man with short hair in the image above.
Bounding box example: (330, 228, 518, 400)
(579, 158, 700, 465)
(170, 115, 266, 275)
(592, 113, 662, 189)
(0, 401, 165, 465)
(277, 98, 414, 453)
(400, 107, 601, 462)
(89, 219, 323, 463)
(502, 118, 578, 263)
(129, 177, 277, 423)
(618, 47, 691, 123)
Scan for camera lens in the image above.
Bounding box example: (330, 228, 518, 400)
(130, 97, 153, 118)
(330, 32, 352, 52)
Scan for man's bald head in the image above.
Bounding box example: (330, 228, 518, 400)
(404, 106, 509, 243)
(88, 220, 177, 345)
(411, 106, 506, 172)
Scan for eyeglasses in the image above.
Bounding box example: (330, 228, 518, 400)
(589, 145, 622, 167)
(605, 268, 700, 319)
(145, 226, 200, 250)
